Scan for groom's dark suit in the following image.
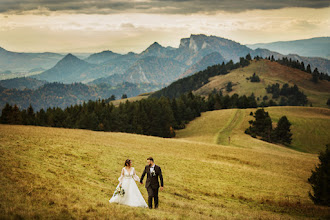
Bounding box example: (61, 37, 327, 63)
(140, 164, 163, 209)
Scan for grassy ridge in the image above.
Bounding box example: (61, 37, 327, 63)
(1, 109, 329, 219)
(195, 60, 330, 107)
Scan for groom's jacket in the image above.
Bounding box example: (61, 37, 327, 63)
(140, 165, 164, 189)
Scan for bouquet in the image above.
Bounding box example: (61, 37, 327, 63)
(114, 186, 125, 197)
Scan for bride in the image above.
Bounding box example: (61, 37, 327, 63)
(109, 159, 148, 208)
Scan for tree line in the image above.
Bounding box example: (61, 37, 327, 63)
(0, 90, 262, 138)
(270, 56, 330, 82)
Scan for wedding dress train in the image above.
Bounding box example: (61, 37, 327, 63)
(109, 167, 148, 208)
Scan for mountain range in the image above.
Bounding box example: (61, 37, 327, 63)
(26, 35, 330, 86)
(247, 37, 330, 59)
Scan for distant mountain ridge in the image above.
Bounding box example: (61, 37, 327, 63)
(247, 37, 330, 59)
(2, 35, 330, 89)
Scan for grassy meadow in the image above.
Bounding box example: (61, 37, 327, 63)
(176, 106, 330, 154)
(1, 106, 330, 219)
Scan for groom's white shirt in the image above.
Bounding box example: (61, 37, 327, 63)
(150, 164, 155, 174)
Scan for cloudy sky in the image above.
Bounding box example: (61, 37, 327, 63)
(0, 0, 329, 53)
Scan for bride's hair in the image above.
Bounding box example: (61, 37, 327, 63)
(124, 159, 131, 167)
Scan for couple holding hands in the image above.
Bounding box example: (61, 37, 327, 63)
(109, 157, 164, 209)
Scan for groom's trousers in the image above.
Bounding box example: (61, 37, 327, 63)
(147, 186, 159, 209)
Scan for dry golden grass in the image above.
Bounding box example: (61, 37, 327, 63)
(194, 60, 330, 107)
(1, 107, 329, 219)
(110, 93, 151, 106)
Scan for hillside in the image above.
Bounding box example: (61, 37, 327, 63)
(194, 59, 330, 107)
(176, 106, 330, 154)
(1, 122, 329, 219)
(179, 52, 226, 78)
(247, 37, 330, 59)
(0, 82, 162, 110)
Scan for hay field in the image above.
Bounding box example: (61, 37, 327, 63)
(1, 107, 330, 219)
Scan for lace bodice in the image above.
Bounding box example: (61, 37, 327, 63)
(118, 167, 140, 183)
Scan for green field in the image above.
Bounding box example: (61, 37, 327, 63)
(176, 106, 330, 154)
(1, 106, 329, 219)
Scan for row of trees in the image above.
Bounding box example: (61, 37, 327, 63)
(0, 90, 263, 138)
(265, 83, 308, 106)
(273, 57, 330, 82)
(245, 109, 292, 144)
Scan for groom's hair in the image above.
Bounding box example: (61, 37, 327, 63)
(147, 157, 154, 162)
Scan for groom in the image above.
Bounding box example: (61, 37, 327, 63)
(140, 157, 164, 209)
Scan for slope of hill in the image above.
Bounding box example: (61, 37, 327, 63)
(194, 59, 330, 107)
(118, 56, 187, 84)
(0, 77, 47, 90)
(176, 106, 330, 154)
(0, 123, 329, 219)
(0, 46, 63, 73)
(247, 37, 330, 59)
(140, 42, 172, 58)
(179, 52, 226, 78)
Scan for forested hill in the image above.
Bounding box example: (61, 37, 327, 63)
(0, 82, 162, 110)
(152, 55, 330, 107)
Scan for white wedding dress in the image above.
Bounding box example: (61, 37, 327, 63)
(109, 167, 148, 208)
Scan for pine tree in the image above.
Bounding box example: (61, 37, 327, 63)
(308, 144, 330, 206)
(12, 104, 22, 124)
(273, 116, 292, 144)
(306, 64, 312, 74)
(26, 104, 35, 125)
(245, 109, 272, 141)
(0, 103, 13, 124)
(312, 68, 319, 83)
(226, 82, 233, 92)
